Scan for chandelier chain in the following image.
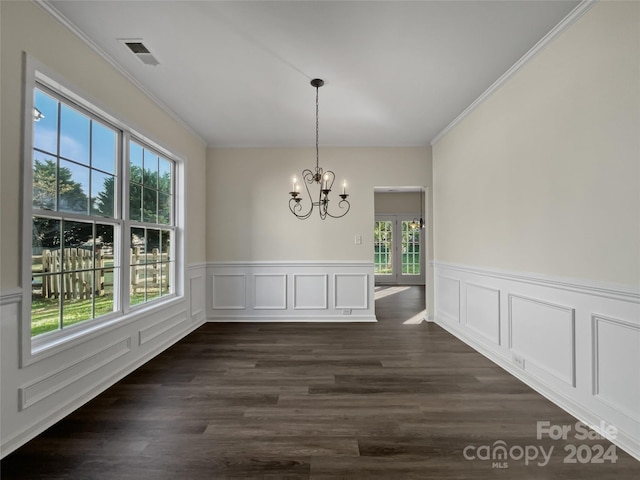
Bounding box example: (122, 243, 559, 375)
(315, 84, 319, 172)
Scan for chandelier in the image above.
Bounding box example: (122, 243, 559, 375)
(289, 79, 350, 220)
(409, 187, 425, 229)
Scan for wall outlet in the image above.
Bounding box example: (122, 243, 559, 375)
(354, 235, 362, 245)
(342, 309, 352, 315)
(513, 354, 525, 369)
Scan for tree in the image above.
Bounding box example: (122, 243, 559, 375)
(33, 158, 88, 212)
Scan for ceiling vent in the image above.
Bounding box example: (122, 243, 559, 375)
(119, 38, 160, 66)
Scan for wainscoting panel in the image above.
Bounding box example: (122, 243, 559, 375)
(465, 283, 500, 345)
(294, 274, 328, 310)
(592, 315, 640, 420)
(211, 274, 246, 310)
(189, 273, 205, 322)
(433, 261, 640, 461)
(509, 294, 575, 386)
(19, 338, 132, 410)
(437, 275, 460, 323)
(206, 262, 377, 322)
(334, 274, 368, 310)
(254, 274, 287, 310)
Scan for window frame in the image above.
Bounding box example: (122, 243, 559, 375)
(21, 55, 184, 366)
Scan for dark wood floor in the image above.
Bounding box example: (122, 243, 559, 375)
(2, 286, 639, 479)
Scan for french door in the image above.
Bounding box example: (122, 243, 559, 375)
(374, 215, 425, 285)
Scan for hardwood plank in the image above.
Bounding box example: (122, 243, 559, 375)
(2, 286, 638, 479)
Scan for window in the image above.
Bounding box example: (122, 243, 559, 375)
(26, 70, 178, 349)
(374, 220, 393, 275)
(401, 220, 420, 275)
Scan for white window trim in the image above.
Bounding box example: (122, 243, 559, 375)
(21, 54, 185, 367)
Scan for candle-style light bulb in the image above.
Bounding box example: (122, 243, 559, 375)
(343, 181, 347, 195)
(292, 176, 297, 192)
(323, 173, 329, 190)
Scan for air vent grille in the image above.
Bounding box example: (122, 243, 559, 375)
(125, 42, 150, 54)
(119, 38, 160, 66)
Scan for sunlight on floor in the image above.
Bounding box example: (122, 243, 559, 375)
(374, 285, 411, 300)
(403, 309, 428, 325)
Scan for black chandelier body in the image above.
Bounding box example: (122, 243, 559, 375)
(289, 79, 350, 220)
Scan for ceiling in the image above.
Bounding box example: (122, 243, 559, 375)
(45, 0, 580, 148)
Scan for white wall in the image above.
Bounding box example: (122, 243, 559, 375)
(207, 147, 431, 262)
(206, 147, 432, 321)
(0, 1, 207, 457)
(374, 192, 421, 215)
(432, 1, 640, 459)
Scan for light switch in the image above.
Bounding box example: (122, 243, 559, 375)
(355, 235, 362, 245)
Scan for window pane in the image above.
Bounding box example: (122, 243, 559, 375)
(160, 229, 171, 261)
(60, 104, 90, 165)
(146, 229, 160, 264)
(143, 149, 158, 187)
(374, 220, 393, 275)
(32, 154, 57, 211)
(91, 171, 115, 217)
(61, 283, 93, 328)
(130, 142, 143, 183)
(158, 157, 171, 194)
(33, 89, 58, 154)
(91, 121, 116, 174)
(160, 262, 170, 296)
(146, 263, 161, 302)
(94, 268, 116, 318)
(32, 217, 61, 277)
(131, 227, 145, 264)
(96, 223, 116, 268)
(130, 263, 145, 305)
(129, 183, 142, 222)
(158, 193, 171, 225)
(62, 220, 93, 271)
(143, 187, 157, 223)
(58, 159, 89, 214)
(31, 275, 60, 336)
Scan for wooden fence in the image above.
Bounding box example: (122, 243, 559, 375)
(34, 247, 168, 299)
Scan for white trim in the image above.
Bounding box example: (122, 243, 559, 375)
(208, 315, 377, 323)
(0, 289, 23, 306)
(208, 261, 373, 268)
(33, 0, 207, 147)
(19, 337, 131, 410)
(432, 261, 639, 303)
(430, 0, 599, 145)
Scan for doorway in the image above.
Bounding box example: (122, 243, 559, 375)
(374, 214, 425, 285)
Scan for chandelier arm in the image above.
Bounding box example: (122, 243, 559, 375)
(324, 198, 351, 219)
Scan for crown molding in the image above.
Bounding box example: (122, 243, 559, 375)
(430, 0, 599, 146)
(33, 0, 207, 148)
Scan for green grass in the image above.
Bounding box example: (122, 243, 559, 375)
(31, 292, 146, 337)
(374, 253, 421, 275)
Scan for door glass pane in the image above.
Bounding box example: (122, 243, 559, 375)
(374, 221, 393, 275)
(402, 221, 421, 275)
